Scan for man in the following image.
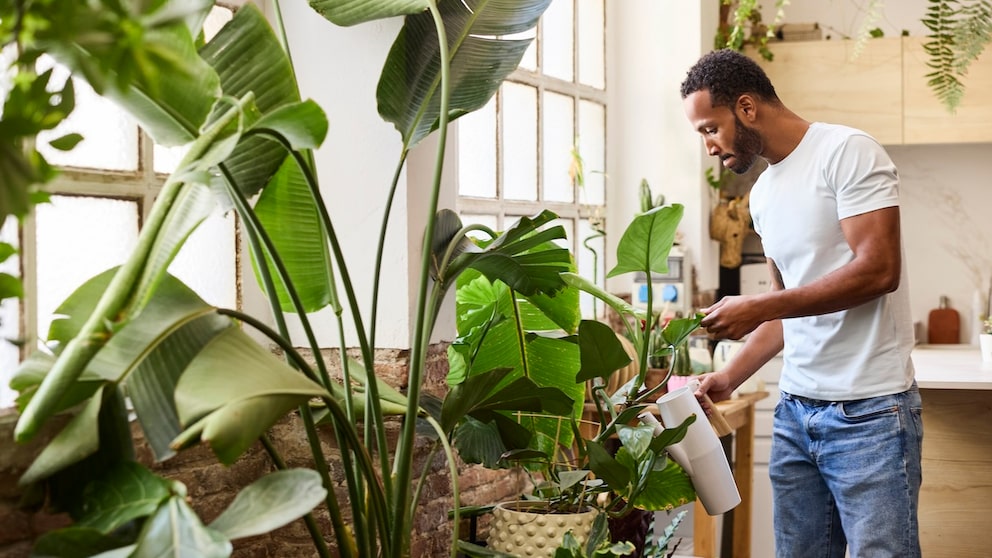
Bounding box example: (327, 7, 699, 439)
(680, 49, 922, 558)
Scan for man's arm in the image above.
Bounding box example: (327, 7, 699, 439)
(695, 258, 785, 405)
(700, 205, 901, 340)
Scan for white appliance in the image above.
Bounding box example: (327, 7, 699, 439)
(630, 246, 693, 319)
(739, 261, 770, 296)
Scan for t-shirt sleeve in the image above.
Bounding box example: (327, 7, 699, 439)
(827, 133, 899, 220)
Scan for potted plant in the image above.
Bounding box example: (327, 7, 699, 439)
(3, 1, 572, 556)
(448, 202, 707, 557)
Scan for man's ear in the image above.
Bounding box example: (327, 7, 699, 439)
(736, 94, 757, 122)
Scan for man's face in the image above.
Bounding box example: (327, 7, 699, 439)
(683, 90, 762, 174)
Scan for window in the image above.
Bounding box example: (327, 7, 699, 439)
(0, 5, 240, 408)
(456, 0, 607, 319)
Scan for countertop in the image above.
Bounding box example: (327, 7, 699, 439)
(912, 344, 992, 390)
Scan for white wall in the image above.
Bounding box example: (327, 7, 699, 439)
(891, 144, 992, 344)
(606, 0, 722, 297)
(257, 3, 416, 349)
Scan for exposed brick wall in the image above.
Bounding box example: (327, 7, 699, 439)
(0, 344, 528, 557)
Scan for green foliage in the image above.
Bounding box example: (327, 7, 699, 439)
(553, 514, 636, 558)
(715, 0, 781, 62)
(922, 0, 992, 112)
(5, 1, 561, 557)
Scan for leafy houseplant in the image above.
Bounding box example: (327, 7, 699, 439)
(450, 201, 705, 555)
(2, 0, 582, 557)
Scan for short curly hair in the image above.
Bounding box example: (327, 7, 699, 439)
(680, 49, 779, 109)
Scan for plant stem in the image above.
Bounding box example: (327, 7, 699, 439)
(391, 1, 452, 554)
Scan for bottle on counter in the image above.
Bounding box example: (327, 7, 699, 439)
(927, 295, 960, 345)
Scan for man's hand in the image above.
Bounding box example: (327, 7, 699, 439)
(692, 371, 736, 415)
(700, 295, 766, 340)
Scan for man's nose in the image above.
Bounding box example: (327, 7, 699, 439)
(704, 138, 720, 157)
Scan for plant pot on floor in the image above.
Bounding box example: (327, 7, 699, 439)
(487, 501, 599, 558)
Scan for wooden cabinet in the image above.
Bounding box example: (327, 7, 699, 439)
(748, 38, 992, 144)
(902, 37, 992, 144)
(751, 38, 904, 145)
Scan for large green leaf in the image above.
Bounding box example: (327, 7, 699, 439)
(132, 496, 232, 558)
(19, 386, 104, 485)
(608, 204, 684, 279)
(75, 462, 173, 534)
(198, 6, 335, 314)
(377, 0, 553, 146)
(441, 367, 572, 433)
(251, 157, 333, 312)
(10, 350, 106, 415)
(30, 268, 234, 460)
(450, 211, 572, 298)
(630, 459, 696, 512)
(575, 320, 632, 384)
(127, 314, 235, 461)
(208, 469, 327, 540)
(309, 0, 429, 26)
(172, 327, 328, 464)
(15, 94, 250, 442)
(201, 4, 303, 201)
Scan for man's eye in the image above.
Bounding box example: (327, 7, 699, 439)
(706, 128, 717, 135)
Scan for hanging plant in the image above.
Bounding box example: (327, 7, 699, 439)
(922, 0, 992, 112)
(716, 0, 789, 61)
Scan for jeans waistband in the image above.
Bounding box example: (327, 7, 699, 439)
(781, 391, 835, 407)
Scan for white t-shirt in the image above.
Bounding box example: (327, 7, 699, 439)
(749, 122, 915, 400)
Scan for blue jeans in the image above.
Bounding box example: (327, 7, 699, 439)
(770, 384, 923, 558)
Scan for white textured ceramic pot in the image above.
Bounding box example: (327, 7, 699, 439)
(487, 501, 598, 558)
(980, 333, 992, 362)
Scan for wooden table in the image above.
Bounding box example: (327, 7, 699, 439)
(692, 391, 768, 558)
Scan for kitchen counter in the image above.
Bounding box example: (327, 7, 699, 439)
(911, 344, 992, 389)
(911, 345, 992, 557)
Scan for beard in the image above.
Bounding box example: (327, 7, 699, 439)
(724, 115, 763, 174)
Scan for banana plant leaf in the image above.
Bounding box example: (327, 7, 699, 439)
(200, 4, 305, 201)
(10, 351, 106, 414)
(18, 386, 105, 485)
(20, 383, 134, 501)
(13, 35, 292, 442)
(309, 0, 429, 27)
(171, 326, 329, 465)
(250, 157, 333, 313)
(199, 5, 334, 313)
(376, 0, 553, 147)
